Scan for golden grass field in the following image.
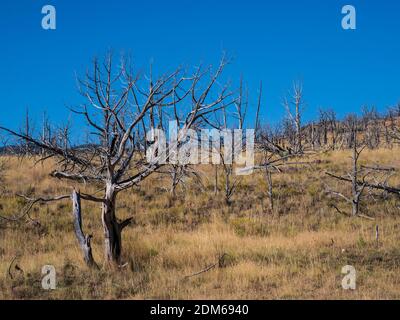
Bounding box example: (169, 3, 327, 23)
(1, 148, 400, 299)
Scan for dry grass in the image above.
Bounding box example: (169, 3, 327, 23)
(1, 149, 400, 299)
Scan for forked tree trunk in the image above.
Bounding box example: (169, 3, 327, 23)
(101, 183, 133, 264)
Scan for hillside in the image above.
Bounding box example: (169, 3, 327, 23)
(1, 148, 400, 299)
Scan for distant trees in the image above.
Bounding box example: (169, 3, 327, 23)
(257, 126, 292, 213)
(252, 82, 306, 213)
(317, 108, 338, 149)
(387, 103, 400, 144)
(211, 79, 247, 205)
(0, 53, 399, 253)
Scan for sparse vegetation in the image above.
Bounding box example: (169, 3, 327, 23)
(1, 146, 400, 299)
(1, 53, 400, 300)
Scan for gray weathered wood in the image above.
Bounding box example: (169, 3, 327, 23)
(72, 189, 98, 268)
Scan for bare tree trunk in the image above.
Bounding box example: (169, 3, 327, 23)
(214, 165, 218, 195)
(72, 190, 98, 268)
(102, 183, 122, 264)
(225, 168, 231, 205)
(0, 53, 233, 268)
(351, 131, 359, 216)
(265, 168, 274, 211)
(171, 169, 178, 197)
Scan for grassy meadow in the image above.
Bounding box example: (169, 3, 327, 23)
(1, 148, 400, 299)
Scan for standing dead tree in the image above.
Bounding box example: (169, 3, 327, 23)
(250, 85, 306, 213)
(325, 117, 400, 218)
(0, 53, 236, 266)
(72, 189, 98, 268)
(156, 89, 204, 198)
(326, 122, 367, 217)
(361, 106, 381, 149)
(159, 163, 204, 198)
(325, 107, 400, 218)
(256, 126, 304, 213)
(219, 105, 242, 205)
(317, 108, 338, 150)
(283, 82, 304, 154)
(387, 104, 400, 144)
(211, 77, 248, 205)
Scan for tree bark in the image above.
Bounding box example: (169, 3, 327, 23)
(102, 183, 122, 264)
(72, 190, 98, 268)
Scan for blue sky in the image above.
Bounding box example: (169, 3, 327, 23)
(0, 0, 399, 132)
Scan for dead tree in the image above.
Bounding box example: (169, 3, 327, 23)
(72, 189, 98, 268)
(253, 83, 304, 213)
(211, 78, 248, 205)
(256, 126, 302, 213)
(326, 116, 400, 205)
(318, 109, 329, 147)
(327, 109, 338, 149)
(281, 117, 296, 152)
(341, 114, 358, 149)
(361, 106, 381, 149)
(157, 88, 204, 198)
(326, 124, 367, 216)
(325, 118, 385, 217)
(219, 106, 241, 205)
(0, 53, 236, 266)
(318, 108, 338, 149)
(283, 82, 304, 153)
(383, 108, 396, 147)
(387, 104, 400, 144)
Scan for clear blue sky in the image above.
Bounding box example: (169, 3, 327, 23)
(1, 0, 399, 132)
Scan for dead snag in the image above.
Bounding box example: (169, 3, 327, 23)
(72, 190, 98, 269)
(325, 122, 367, 217)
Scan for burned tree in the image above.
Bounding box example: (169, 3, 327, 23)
(326, 122, 367, 217)
(256, 126, 304, 213)
(250, 83, 304, 213)
(208, 77, 249, 205)
(0, 53, 236, 266)
(387, 103, 400, 144)
(283, 82, 304, 153)
(325, 116, 400, 218)
(318, 108, 338, 150)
